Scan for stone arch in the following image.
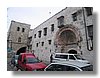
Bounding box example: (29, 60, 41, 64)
(16, 47, 26, 55)
(68, 50, 77, 54)
(54, 24, 81, 53)
(58, 30, 77, 45)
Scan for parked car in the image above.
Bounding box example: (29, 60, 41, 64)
(44, 61, 93, 71)
(11, 55, 19, 66)
(52, 53, 90, 64)
(17, 53, 47, 71)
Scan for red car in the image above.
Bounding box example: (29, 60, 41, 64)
(17, 53, 47, 71)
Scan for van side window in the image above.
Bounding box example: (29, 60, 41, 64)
(55, 55, 68, 59)
(69, 55, 75, 60)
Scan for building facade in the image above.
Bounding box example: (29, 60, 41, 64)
(29, 7, 93, 64)
(7, 20, 30, 52)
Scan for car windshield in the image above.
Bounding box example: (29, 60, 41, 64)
(26, 58, 40, 64)
(81, 65, 93, 71)
(74, 55, 85, 60)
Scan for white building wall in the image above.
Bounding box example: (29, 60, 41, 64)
(8, 21, 31, 52)
(31, 7, 93, 64)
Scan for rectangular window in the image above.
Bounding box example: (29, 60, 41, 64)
(22, 28, 25, 32)
(38, 30, 42, 38)
(87, 25, 93, 40)
(18, 37, 21, 42)
(57, 16, 64, 28)
(48, 40, 52, 45)
(34, 34, 36, 38)
(72, 12, 77, 21)
(41, 42, 44, 46)
(85, 7, 93, 16)
(36, 43, 38, 47)
(44, 27, 47, 36)
(28, 37, 32, 44)
(87, 25, 93, 50)
(51, 24, 54, 32)
(17, 27, 20, 31)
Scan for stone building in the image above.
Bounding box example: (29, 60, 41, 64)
(7, 20, 31, 52)
(29, 7, 93, 64)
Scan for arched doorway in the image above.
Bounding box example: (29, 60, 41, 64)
(16, 47, 26, 55)
(58, 30, 77, 45)
(54, 24, 81, 53)
(68, 50, 77, 54)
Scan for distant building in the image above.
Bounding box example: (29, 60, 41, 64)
(29, 7, 93, 64)
(7, 20, 30, 52)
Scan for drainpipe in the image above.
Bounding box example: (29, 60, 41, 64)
(82, 7, 91, 51)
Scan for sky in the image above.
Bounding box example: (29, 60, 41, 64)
(7, 7, 65, 30)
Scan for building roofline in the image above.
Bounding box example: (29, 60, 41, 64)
(34, 7, 67, 30)
(11, 20, 31, 26)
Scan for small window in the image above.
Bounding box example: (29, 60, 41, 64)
(87, 25, 93, 40)
(28, 37, 32, 43)
(57, 16, 64, 28)
(38, 30, 42, 38)
(85, 7, 93, 16)
(51, 24, 54, 32)
(44, 27, 47, 36)
(18, 37, 21, 42)
(48, 40, 52, 45)
(17, 27, 20, 31)
(72, 12, 77, 21)
(34, 34, 36, 38)
(36, 43, 38, 47)
(22, 28, 25, 32)
(41, 42, 44, 46)
(87, 25, 93, 50)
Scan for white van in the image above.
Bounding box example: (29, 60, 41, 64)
(52, 53, 90, 64)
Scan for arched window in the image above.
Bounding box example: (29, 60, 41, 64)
(18, 37, 21, 42)
(17, 27, 20, 31)
(22, 28, 25, 32)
